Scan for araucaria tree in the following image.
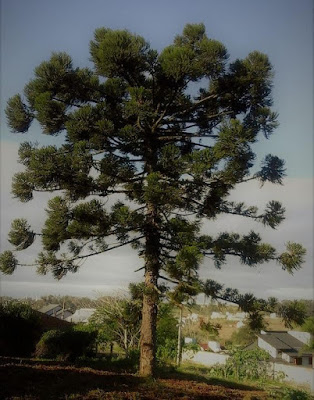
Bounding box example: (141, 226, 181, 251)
(1, 24, 306, 376)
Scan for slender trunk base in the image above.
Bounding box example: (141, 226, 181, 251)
(139, 269, 158, 377)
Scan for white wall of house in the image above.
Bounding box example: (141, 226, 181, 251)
(182, 350, 229, 366)
(258, 337, 277, 358)
(184, 337, 196, 344)
(282, 352, 291, 363)
(211, 312, 225, 319)
(208, 341, 221, 353)
(288, 331, 312, 345)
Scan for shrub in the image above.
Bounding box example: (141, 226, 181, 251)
(229, 324, 258, 348)
(156, 338, 177, 363)
(156, 303, 178, 363)
(209, 349, 272, 382)
(0, 300, 41, 356)
(280, 387, 312, 400)
(35, 328, 97, 361)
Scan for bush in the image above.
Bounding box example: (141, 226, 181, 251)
(156, 338, 177, 363)
(229, 324, 257, 348)
(280, 387, 312, 400)
(0, 300, 41, 356)
(35, 328, 97, 361)
(209, 349, 272, 382)
(156, 303, 178, 363)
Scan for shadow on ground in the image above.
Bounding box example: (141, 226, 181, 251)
(1, 361, 269, 400)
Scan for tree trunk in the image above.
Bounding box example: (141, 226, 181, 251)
(139, 268, 158, 376)
(139, 202, 160, 377)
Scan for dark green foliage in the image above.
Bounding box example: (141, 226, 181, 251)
(5, 94, 33, 133)
(257, 154, 286, 184)
(278, 242, 306, 273)
(277, 300, 307, 328)
(0, 250, 18, 274)
(35, 328, 97, 361)
(8, 218, 36, 250)
(1, 24, 307, 374)
(91, 288, 142, 355)
(0, 300, 40, 356)
(90, 28, 151, 81)
(229, 324, 258, 347)
(156, 303, 178, 362)
(224, 348, 270, 381)
(280, 387, 312, 400)
(301, 316, 314, 335)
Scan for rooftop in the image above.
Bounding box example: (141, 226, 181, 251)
(258, 331, 311, 355)
(38, 304, 61, 314)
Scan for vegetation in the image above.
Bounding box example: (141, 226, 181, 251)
(299, 316, 314, 351)
(229, 324, 258, 348)
(156, 303, 179, 363)
(34, 327, 97, 361)
(211, 348, 271, 381)
(91, 292, 142, 356)
(0, 23, 307, 376)
(0, 300, 41, 357)
(0, 295, 312, 398)
(1, 359, 312, 400)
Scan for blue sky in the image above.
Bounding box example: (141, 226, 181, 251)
(0, 0, 313, 300)
(1, 0, 313, 177)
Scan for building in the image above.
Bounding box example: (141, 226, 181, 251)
(65, 308, 96, 323)
(184, 337, 197, 345)
(38, 304, 73, 320)
(256, 330, 313, 367)
(211, 312, 226, 319)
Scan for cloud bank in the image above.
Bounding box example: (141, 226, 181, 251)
(1, 141, 313, 300)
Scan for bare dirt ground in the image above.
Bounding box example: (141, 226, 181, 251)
(1, 361, 269, 400)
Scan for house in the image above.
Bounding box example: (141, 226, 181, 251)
(236, 321, 244, 328)
(38, 304, 73, 320)
(39, 304, 61, 316)
(65, 308, 96, 323)
(256, 330, 313, 367)
(211, 311, 226, 319)
(184, 337, 197, 345)
(226, 312, 247, 321)
(199, 341, 221, 353)
(207, 340, 221, 353)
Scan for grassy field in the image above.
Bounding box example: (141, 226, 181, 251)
(1, 358, 312, 400)
(218, 317, 287, 343)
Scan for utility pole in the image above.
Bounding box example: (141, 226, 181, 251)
(176, 305, 183, 366)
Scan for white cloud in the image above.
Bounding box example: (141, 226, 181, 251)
(1, 140, 313, 300)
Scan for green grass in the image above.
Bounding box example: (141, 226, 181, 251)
(177, 362, 314, 399)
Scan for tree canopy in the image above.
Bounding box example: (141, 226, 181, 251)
(1, 23, 306, 376)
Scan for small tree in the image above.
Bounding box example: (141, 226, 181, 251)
(91, 291, 142, 356)
(1, 23, 306, 376)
